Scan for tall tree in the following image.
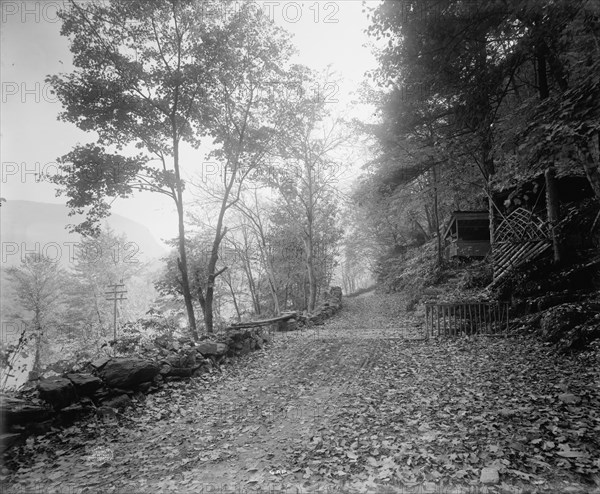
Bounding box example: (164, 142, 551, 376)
(232, 189, 281, 315)
(266, 75, 347, 311)
(6, 255, 68, 376)
(188, 7, 296, 331)
(512, 1, 600, 202)
(48, 0, 224, 339)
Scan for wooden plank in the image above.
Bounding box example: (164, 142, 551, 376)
(229, 312, 297, 329)
(493, 241, 551, 282)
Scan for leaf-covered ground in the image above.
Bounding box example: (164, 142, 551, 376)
(2, 292, 600, 493)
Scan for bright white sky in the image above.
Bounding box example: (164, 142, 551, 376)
(1, 0, 379, 247)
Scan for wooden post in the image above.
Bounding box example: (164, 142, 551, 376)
(489, 192, 495, 279)
(443, 307, 447, 336)
(105, 280, 127, 340)
(545, 165, 562, 263)
(468, 304, 473, 335)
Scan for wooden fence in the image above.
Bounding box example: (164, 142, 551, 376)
(424, 301, 509, 338)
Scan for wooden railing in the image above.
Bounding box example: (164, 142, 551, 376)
(227, 312, 297, 332)
(424, 301, 509, 338)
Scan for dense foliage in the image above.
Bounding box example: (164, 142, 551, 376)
(356, 0, 600, 274)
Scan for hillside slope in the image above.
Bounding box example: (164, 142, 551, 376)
(1, 200, 166, 267)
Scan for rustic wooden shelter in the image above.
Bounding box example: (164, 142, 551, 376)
(443, 211, 491, 260)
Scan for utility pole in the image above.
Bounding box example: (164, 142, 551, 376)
(105, 280, 127, 340)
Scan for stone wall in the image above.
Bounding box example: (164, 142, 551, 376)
(1, 328, 270, 453)
(296, 286, 343, 326)
(2, 289, 347, 452)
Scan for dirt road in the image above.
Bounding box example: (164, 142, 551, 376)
(3, 293, 599, 493)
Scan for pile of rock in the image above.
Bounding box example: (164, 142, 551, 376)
(297, 286, 343, 326)
(1, 328, 270, 453)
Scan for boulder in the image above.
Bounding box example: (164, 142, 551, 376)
(101, 394, 132, 411)
(193, 366, 210, 377)
(1, 433, 24, 454)
(197, 341, 228, 356)
(137, 382, 152, 393)
(91, 357, 111, 370)
(154, 334, 173, 349)
(111, 387, 134, 396)
(214, 343, 228, 356)
(229, 330, 250, 342)
(58, 404, 89, 424)
(97, 406, 117, 422)
(180, 350, 196, 368)
(239, 339, 252, 355)
(38, 377, 78, 410)
(167, 367, 193, 378)
(1, 396, 51, 426)
(92, 386, 111, 401)
(66, 373, 102, 396)
(196, 340, 218, 356)
(480, 467, 499, 485)
(166, 355, 184, 368)
(100, 358, 159, 390)
(166, 350, 197, 368)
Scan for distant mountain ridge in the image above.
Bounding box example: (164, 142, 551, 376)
(1, 200, 167, 267)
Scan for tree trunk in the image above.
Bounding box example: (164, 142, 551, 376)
(203, 189, 230, 333)
(240, 228, 260, 315)
(488, 190, 496, 278)
(305, 159, 317, 313)
(536, 45, 549, 100)
(200, 178, 229, 333)
(302, 272, 308, 311)
(545, 166, 562, 263)
(581, 133, 600, 202)
(258, 240, 280, 315)
(33, 312, 42, 375)
(236, 200, 277, 315)
(432, 164, 443, 266)
(173, 135, 198, 340)
(242, 255, 260, 315)
(224, 275, 241, 322)
(304, 235, 317, 313)
(204, 285, 214, 333)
